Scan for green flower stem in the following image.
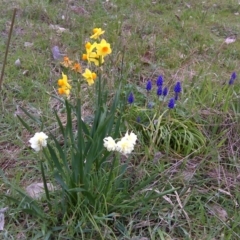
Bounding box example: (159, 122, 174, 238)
(158, 97, 164, 115)
(76, 98, 84, 186)
(146, 91, 149, 108)
(95, 69, 101, 112)
(77, 77, 81, 99)
(223, 86, 231, 112)
(98, 72, 102, 108)
(96, 56, 103, 109)
(40, 149, 51, 210)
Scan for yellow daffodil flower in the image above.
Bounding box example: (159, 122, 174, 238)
(57, 73, 71, 96)
(90, 28, 105, 39)
(82, 52, 97, 64)
(58, 73, 71, 88)
(82, 54, 88, 60)
(58, 87, 70, 96)
(82, 68, 97, 86)
(96, 39, 112, 57)
(82, 41, 104, 66)
(85, 42, 95, 52)
(87, 52, 101, 66)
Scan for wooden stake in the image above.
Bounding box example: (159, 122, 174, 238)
(0, 8, 17, 90)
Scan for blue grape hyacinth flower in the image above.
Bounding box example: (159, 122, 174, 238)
(157, 86, 162, 96)
(146, 80, 152, 91)
(168, 98, 175, 109)
(174, 81, 182, 100)
(163, 87, 168, 97)
(156, 75, 163, 86)
(128, 92, 134, 104)
(174, 81, 181, 93)
(229, 72, 237, 85)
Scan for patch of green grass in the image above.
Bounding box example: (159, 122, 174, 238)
(1, 0, 240, 239)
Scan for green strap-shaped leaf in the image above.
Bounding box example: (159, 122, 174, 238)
(17, 115, 33, 133)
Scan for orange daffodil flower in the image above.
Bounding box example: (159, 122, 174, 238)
(61, 56, 73, 68)
(71, 62, 82, 73)
(82, 68, 97, 86)
(58, 73, 71, 96)
(61, 56, 82, 74)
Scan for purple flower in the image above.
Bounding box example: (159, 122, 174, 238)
(168, 98, 175, 109)
(136, 116, 141, 123)
(157, 86, 162, 96)
(156, 75, 163, 86)
(128, 92, 134, 104)
(229, 72, 237, 85)
(146, 80, 152, 91)
(174, 82, 181, 100)
(163, 87, 168, 97)
(174, 81, 181, 93)
(231, 72, 237, 80)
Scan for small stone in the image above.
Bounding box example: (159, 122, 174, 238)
(225, 37, 236, 44)
(0, 207, 8, 231)
(22, 70, 29, 76)
(26, 182, 55, 199)
(15, 59, 21, 67)
(24, 42, 33, 47)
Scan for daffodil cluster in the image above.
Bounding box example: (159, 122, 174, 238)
(56, 28, 111, 95)
(103, 131, 137, 155)
(81, 28, 112, 86)
(82, 28, 112, 67)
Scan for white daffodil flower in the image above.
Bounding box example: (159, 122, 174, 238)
(116, 138, 134, 155)
(103, 136, 117, 151)
(122, 131, 137, 145)
(29, 132, 48, 152)
(103, 131, 137, 155)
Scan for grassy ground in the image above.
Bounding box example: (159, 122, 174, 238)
(1, 0, 240, 239)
